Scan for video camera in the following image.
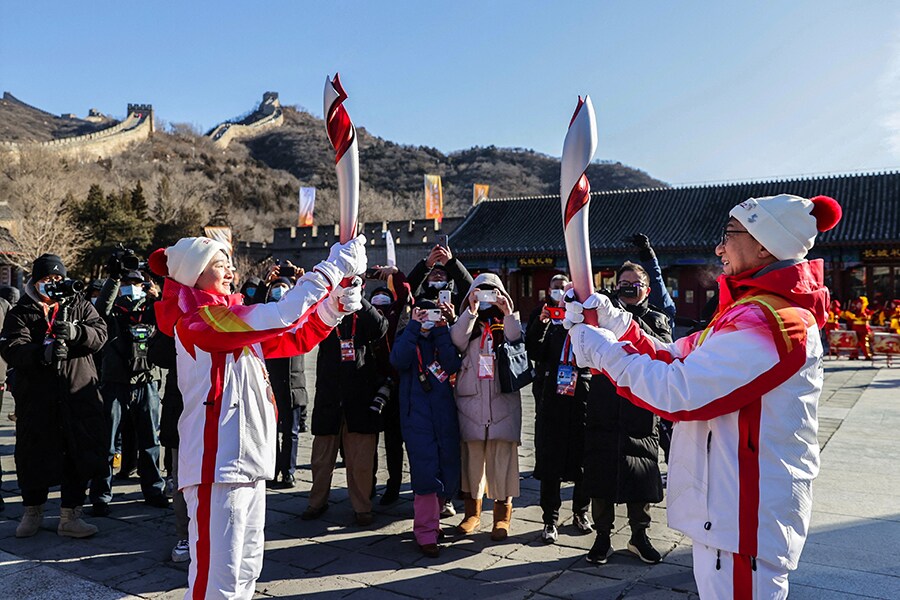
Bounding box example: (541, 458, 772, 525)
(109, 244, 147, 274)
(44, 279, 85, 300)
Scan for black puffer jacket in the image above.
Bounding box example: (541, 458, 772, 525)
(0, 291, 109, 490)
(527, 319, 591, 482)
(95, 278, 160, 385)
(266, 355, 308, 409)
(582, 298, 672, 502)
(311, 299, 388, 435)
(148, 331, 182, 449)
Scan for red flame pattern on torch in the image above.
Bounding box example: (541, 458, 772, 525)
(325, 73, 356, 165)
(563, 97, 591, 227)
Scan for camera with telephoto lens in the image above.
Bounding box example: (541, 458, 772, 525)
(44, 279, 85, 300)
(370, 378, 392, 413)
(110, 244, 147, 273)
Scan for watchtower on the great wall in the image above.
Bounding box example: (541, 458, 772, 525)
(127, 103, 155, 132)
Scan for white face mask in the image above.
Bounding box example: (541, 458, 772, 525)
(478, 301, 493, 312)
(90, 297, 98, 305)
(421, 320, 435, 330)
(371, 295, 392, 306)
(120, 285, 145, 300)
(428, 281, 447, 290)
(549, 289, 565, 303)
(269, 286, 287, 301)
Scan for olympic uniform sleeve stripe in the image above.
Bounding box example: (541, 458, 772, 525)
(594, 302, 809, 422)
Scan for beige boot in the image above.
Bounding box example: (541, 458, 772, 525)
(16, 504, 44, 538)
(58, 506, 98, 538)
(490, 500, 512, 541)
(457, 495, 482, 534)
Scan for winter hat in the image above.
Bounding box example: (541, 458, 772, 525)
(148, 237, 230, 288)
(31, 254, 67, 281)
(729, 194, 842, 261)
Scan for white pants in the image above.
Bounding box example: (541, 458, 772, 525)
(183, 481, 266, 600)
(692, 542, 789, 600)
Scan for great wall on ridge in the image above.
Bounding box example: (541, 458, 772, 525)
(0, 91, 283, 160)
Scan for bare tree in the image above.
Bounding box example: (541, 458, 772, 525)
(0, 148, 86, 270)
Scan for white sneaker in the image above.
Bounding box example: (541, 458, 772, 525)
(171, 539, 190, 563)
(440, 500, 457, 518)
(541, 523, 559, 544)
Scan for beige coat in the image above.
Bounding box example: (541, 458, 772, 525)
(450, 274, 523, 443)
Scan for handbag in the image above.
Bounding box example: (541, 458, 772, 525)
(496, 337, 533, 393)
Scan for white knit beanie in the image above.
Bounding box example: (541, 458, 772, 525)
(729, 194, 842, 261)
(148, 237, 230, 288)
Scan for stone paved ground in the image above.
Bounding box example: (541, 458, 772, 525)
(0, 356, 896, 599)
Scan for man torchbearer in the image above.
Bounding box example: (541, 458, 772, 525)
(564, 193, 841, 599)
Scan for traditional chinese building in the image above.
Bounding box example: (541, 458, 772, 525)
(448, 171, 900, 320)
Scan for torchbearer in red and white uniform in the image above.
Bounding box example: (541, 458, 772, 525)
(564, 194, 842, 599)
(150, 234, 367, 600)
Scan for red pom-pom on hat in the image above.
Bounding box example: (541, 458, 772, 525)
(810, 195, 842, 232)
(148, 248, 169, 277)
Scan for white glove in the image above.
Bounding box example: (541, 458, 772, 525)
(328, 235, 368, 279)
(568, 323, 619, 370)
(317, 278, 363, 327)
(563, 290, 631, 338)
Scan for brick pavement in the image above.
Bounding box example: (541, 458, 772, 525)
(0, 357, 893, 599)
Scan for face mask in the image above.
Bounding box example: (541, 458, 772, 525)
(246, 287, 256, 298)
(617, 286, 639, 299)
(90, 297, 97, 305)
(428, 281, 447, 290)
(478, 301, 493, 312)
(549, 289, 565, 303)
(371, 295, 392, 306)
(270, 286, 286, 301)
(421, 320, 435, 331)
(120, 285, 145, 300)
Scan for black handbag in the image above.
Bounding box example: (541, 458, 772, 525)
(497, 337, 533, 393)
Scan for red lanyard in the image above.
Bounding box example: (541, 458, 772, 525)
(479, 319, 495, 353)
(338, 313, 357, 342)
(45, 303, 60, 336)
(415, 344, 437, 371)
(559, 336, 574, 366)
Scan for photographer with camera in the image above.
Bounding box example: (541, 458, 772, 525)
(389, 299, 461, 557)
(0, 254, 109, 538)
(262, 276, 309, 489)
(301, 293, 388, 526)
(407, 243, 474, 313)
(89, 248, 169, 515)
(525, 274, 593, 544)
(365, 265, 414, 506)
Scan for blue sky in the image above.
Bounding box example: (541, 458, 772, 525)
(2, 1, 899, 185)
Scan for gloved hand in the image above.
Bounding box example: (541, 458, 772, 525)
(563, 290, 632, 338)
(42, 340, 68, 365)
(315, 235, 368, 289)
(52, 320, 81, 343)
(327, 235, 368, 279)
(317, 278, 363, 327)
(568, 323, 619, 370)
(631, 233, 655, 262)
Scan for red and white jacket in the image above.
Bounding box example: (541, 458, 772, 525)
(155, 272, 335, 490)
(574, 260, 828, 571)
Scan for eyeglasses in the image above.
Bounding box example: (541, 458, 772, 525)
(616, 281, 646, 289)
(720, 229, 750, 245)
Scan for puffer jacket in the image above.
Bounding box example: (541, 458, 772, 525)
(390, 319, 461, 496)
(154, 271, 336, 490)
(572, 259, 828, 572)
(450, 274, 523, 443)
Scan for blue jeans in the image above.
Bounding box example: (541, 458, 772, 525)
(90, 381, 165, 503)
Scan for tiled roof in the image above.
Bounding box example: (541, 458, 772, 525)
(449, 171, 900, 257)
